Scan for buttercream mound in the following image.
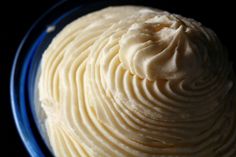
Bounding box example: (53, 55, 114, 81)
(38, 6, 236, 157)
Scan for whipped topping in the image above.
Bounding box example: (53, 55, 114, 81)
(38, 6, 236, 157)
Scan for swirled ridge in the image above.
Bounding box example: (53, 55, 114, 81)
(38, 6, 236, 157)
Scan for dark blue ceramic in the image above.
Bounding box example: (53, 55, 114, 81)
(10, 0, 158, 156)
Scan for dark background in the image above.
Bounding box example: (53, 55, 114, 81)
(0, 0, 235, 156)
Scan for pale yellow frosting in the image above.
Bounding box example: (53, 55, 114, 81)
(38, 6, 236, 157)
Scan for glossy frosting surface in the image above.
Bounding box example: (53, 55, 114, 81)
(39, 6, 236, 157)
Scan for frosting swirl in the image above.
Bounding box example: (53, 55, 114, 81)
(39, 6, 236, 157)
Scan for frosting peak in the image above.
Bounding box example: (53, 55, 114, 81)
(119, 14, 210, 80)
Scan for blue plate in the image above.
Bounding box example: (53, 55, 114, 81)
(10, 0, 159, 156)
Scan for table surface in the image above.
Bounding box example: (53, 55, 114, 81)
(0, 0, 235, 157)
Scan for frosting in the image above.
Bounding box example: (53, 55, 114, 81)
(38, 6, 236, 157)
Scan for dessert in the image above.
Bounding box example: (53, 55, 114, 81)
(38, 6, 236, 157)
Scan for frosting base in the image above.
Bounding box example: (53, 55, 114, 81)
(38, 6, 236, 157)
